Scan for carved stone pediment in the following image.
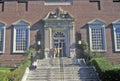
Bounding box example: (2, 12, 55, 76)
(43, 7, 74, 21)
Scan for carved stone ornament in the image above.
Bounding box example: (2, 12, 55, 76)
(43, 7, 74, 21)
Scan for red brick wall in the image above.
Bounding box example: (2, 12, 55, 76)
(0, 0, 120, 66)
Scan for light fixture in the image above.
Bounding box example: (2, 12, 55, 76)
(37, 41, 40, 45)
(78, 40, 82, 45)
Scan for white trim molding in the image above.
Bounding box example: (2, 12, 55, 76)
(88, 19, 107, 52)
(0, 22, 6, 53)
(44, 0, 72, 5)
(12, 20, 30, 53)
(112, 19, 120, 52)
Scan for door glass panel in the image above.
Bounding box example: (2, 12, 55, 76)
(53, 32, 66, 57)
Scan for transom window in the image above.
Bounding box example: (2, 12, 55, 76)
(88, 19, 106, 52)
(0, 22, 5, 53)
(53, 32, 65, 38)
(13, 20, 30, 53)
(113, 0, 120, 2)
(113, 19, 120, 52)
(44, 0, 72, 5)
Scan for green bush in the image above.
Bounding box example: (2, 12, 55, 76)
(7, 66, 26, 81)
(90, 58, 120, 81)
(90, 58, 112, 72)
(101, 68, 120, 81)
(7, 59, 30, 81)
(0, 72, 8, 81)
(7, 48, 32, 81)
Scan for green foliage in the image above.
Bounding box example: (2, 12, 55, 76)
(7, 66, 26, 81)
(0, 67, 15, 81)
(0, 72, 8, 81)
(0, 67, 15, 73)
(80, 40, 88, 50)
(7, 48, 32, 81)
(90, 58, 120, 81)
(101, 69, 120, 81)
(90, 58, 112, 72)
(7, 59, 30, 81)
(25, 48, 36, 60)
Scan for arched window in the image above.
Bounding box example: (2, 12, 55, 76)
(12, 20, 30, 53)
(88, 19, 106, 52)
(53, 32, 65, 38)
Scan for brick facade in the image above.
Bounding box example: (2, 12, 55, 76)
(0, 0, 120, 67)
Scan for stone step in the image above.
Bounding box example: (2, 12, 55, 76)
(80, 78, 99, 80)
(25, 58, 100, 81)
(37, 58, 81, 64)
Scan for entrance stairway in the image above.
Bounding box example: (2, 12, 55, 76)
(25, 57, 100, 81)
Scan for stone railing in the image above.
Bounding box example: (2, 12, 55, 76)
(21, 67, 30, 81)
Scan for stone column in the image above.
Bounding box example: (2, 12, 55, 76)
(49, 28, 52, 49)
(44, 28, 50, 59)
(69, 23, 75, 58)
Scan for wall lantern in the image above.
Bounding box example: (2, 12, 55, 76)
(78, 40, 82, 45)
(37, 41, 41, 45)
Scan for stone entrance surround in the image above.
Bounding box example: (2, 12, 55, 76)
(43, 7, 75, 58)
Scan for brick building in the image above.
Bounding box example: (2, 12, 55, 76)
(0, 0, 120, 67)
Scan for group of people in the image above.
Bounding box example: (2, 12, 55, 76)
(30, 47, 62, 70)
(49, 47, 62, 58)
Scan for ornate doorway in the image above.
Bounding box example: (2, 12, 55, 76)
(43, 7, 75, 58)
(53, 32, 66, 57)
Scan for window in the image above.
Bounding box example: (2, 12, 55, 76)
(0, 22, 5, 53)
(89, 0, 100, 2)
(113, 19, 120, 52)
(44, 0, 72, 5)
(89, 0, 101, 10)
(13, 20, 30, 53)
(0, 0, 4, 3)
(88, 19, 106, 52)
(18, 0, 28, 3)
(53, 32, 65, 38)
(113, 0, 120, 2)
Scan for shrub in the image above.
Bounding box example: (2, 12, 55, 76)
(7, 48, 32, 81)
(0, 72, 8, 81)
(101, 68, 120, 81)
(90, 57, 120, 81)
(90, 58, 112, 72)
(7, 59, 30, 81)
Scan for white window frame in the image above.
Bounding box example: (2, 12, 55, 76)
(13, 25, 30, 53)
(88, 19, 107, 52)
(44, 0, 72, 5)
(113, 22, 120, 52)
(0, 22, 5, 53)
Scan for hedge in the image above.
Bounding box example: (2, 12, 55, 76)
(7, 59, 30, 81)
(90, 58, 120, 81)
(90, 58, 112, 72)
(0, 72, 9, 81)
(0, 67, 15, 81)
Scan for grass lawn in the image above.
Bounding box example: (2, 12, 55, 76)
(0, 67, 15, 72)
(0, 67, 16, 81)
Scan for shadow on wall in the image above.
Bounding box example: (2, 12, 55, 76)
(75, 24, 88, 58)
(30, 20, 45, 58)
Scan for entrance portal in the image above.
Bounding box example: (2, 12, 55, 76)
(53, 32, 66, 57)
(43, 7, 75, 58)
